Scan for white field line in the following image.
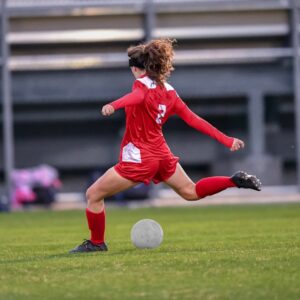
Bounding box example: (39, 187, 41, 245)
(52, 186, 300, 210)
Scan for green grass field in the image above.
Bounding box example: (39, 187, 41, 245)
(0, 203, 299, 300)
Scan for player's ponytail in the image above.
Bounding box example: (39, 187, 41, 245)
(127, 38, 175, 86)
(144, 38, 175, 86)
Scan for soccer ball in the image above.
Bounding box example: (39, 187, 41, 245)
(130, 219, 164, 249)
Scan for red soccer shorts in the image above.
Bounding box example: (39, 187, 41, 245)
(114, 156, 179, 185)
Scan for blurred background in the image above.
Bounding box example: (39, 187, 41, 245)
(0, 0, 300, 210)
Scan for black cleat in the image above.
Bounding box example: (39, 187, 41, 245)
(69, 240, 108, 253)
(231, 171, 262, 191)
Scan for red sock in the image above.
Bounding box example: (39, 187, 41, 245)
(85, 208, 106, 245)
(195, 176, 236, 199)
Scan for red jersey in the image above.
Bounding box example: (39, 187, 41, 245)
(110, 75, 233, 164)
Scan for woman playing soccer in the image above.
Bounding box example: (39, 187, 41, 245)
(70, 39, 261, 253)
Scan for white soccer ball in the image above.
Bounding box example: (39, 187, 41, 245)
(130, 219, 164, 249)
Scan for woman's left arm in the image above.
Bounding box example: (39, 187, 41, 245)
(175, 98, 239, 149)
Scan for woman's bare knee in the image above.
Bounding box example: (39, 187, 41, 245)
(86, 186, 105, 205)
(181, 192, 198, 201)
(179, 183, 198, 201)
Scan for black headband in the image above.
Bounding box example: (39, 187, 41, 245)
(129, 57, 145, 69)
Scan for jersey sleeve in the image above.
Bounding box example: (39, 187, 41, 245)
(173, 97, 234, 148)
(109, 81, 146, 110)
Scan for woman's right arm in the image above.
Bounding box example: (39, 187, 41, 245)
(102, 85, 145, 116)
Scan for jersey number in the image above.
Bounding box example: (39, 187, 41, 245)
(156, 104, 167, 124)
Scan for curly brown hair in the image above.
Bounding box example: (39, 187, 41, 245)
(127, 38, 175, 86)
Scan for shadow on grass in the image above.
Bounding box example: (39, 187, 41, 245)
(0, 247, 139, 265)
(0, 244, 221, 265)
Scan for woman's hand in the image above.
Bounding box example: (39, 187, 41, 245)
(230, 138, 245, 152)
(101, 104, 115, 116)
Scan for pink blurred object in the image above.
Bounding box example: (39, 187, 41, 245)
(11, 164, 62, 208)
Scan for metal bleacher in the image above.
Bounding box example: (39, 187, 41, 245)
(8, 0, 295, 69)
(1, 0, 300, 191)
